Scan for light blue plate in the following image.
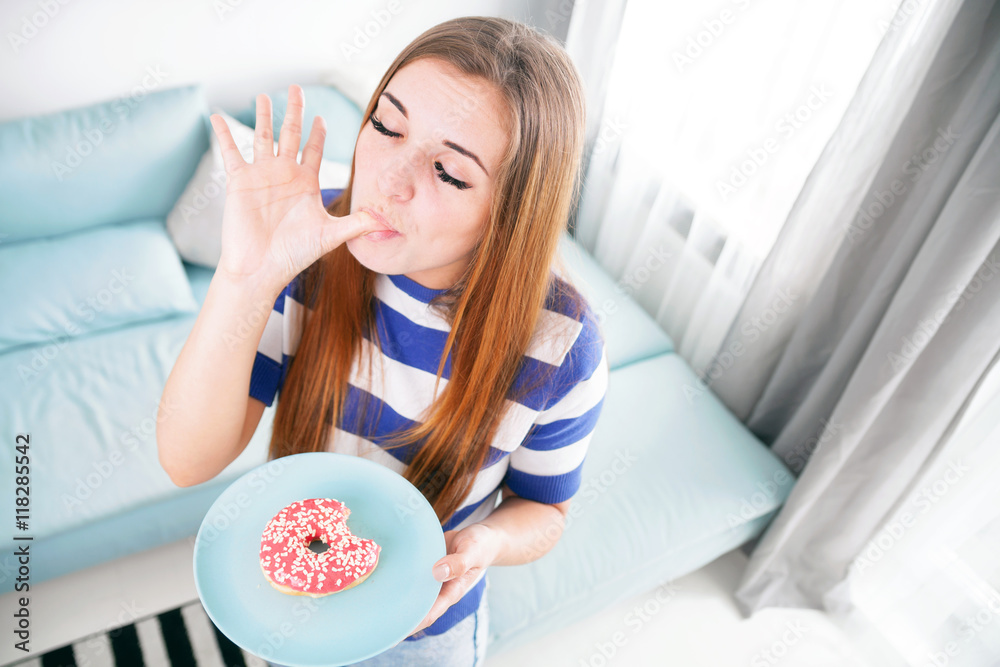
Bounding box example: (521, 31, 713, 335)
(193, 452, 446, 666)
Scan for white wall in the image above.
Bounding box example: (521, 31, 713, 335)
(0, 0, 573, 121)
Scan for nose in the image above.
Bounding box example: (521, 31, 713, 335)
(376, 150, 418, 201)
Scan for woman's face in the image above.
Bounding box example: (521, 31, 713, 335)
(348, 57, 510, 289)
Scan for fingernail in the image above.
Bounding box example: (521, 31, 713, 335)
(433, 563, 451, 581)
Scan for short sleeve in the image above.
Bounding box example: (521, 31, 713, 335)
(247, 273, 309, 407)
(503, 313, 609, 505)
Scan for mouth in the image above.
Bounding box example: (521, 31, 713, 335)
(360, 207, 400, 235)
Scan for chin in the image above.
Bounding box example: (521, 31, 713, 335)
(345, 237, 401, 274)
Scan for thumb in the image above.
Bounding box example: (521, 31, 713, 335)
(432, 543, 477, 582)
(315, 209, 386, 255)
(433, 558, 456, 582)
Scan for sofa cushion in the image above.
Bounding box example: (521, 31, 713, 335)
(0, 84, 210, 243)
(229, 84, 362, 165)
(0, 261, 274, 590)
(557, 233, 675, 370)
(166, 110, 351, 268)
(486, 352, 795, 654)
(0, 218, 199, 355)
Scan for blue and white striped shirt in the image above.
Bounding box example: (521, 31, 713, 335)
(248, 188, 608, 636)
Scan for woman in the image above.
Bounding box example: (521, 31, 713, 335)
(158, 15, 608, 667)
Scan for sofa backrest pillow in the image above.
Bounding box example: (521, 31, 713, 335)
(0, 218, 198, 357)
(0, 84, 210, 243)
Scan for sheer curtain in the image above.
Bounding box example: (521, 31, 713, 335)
(569, 0, 1000, 664)
(832, 359, 1000, 666)
(693, 0, 1000, 661)
(571, 0, 893, 375)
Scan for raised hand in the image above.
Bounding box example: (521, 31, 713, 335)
(208, 84, 381, 294)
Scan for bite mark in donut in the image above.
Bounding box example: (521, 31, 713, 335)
(259, 498, 380, 597)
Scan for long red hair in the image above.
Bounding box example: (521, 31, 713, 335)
(268, 16, 589, 524)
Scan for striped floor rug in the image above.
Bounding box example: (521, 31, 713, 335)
(9, 600, 266, 667)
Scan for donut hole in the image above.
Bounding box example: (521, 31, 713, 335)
(307, 539, 330, 554)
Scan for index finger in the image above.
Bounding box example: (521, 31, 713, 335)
(209, 114, 247, 176)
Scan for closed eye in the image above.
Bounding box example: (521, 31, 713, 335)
(369, 112, 471, 191)
(369, 112, 401, 139)
(435, 162, 470, 190)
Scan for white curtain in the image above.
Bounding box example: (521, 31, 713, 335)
(830, 357, 1000, 666)
(572, 0, 893, 375)
(563, 0, 629, 157)
(570, 1, 1000, 664)
(696, 0, 1000, 661)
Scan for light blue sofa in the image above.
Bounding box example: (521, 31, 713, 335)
(0, 83, 793, 656)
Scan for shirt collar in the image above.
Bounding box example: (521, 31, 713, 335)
(387, 273, 448, 304)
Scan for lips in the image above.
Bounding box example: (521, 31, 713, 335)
(360, 207, 399, 234)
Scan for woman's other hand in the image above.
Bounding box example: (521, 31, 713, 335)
(408, 523, 501, 638)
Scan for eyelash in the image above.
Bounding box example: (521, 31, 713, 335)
(369, 112, 471, 191)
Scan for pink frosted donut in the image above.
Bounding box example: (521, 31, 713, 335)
(259, 498, 380, 597)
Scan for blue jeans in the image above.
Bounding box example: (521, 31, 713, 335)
(267, 577, 490, 667)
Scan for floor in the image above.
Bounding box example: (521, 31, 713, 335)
(485, 550, 905, 667)
(0, 536, 906, 667)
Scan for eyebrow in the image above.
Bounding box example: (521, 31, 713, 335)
(381, 91, 489, 177)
